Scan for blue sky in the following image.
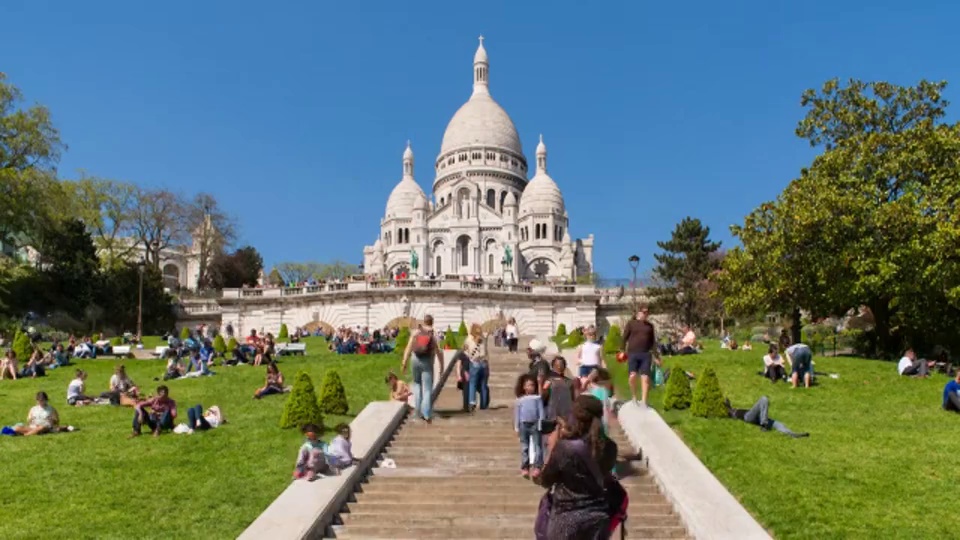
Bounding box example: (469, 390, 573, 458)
(2, 0, 957, 279)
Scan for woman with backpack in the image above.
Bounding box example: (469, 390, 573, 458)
(536, 394, 626, 540)
(401, 315, 444, 423)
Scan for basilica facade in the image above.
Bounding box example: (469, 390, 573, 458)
(362, 38, 594, 282)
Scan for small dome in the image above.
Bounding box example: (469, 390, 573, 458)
(385, 178, 427, 219)
(403, 141, 414, 160)
(536, 134, 546, 156)
(413, 195, 428, 211)
(504, 191, 518, 207)
(519, 172, 565, 217)
(474, 36, 488, 64)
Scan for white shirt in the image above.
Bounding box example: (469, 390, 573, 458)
(329, 435, 352, 463)
(763, 354, 783, 367)
(682, 331, 696, 347)
(579, 342, 603, 368)
(204, 413, 222, 428)
(110, 374, 133, 392)
(28, 404, 55, 428)
(67, 378, 84, 400)
(897, 357, 912, 375)
(505, 325, 517, 339)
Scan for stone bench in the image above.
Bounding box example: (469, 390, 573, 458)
(239, 352, 457, 539)
(152, 346, 169, 358)
(110, 346, 132, 357)
(277, 343, 307, 356)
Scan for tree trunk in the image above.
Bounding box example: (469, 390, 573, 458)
(869, 298, 898, 359)
(790, 306, 802, 345)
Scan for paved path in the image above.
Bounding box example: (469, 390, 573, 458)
(327, 340, 688, 539)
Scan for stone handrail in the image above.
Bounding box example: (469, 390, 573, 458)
(222, 280, 596, 300)
(238, 351, 458, 539)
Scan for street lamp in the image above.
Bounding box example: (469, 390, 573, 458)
(628, 255, 640, 314)
(137, 258, 145, 343)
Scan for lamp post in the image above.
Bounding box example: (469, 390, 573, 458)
(628, 255, 640, 315)
(137, 258, 145, 342)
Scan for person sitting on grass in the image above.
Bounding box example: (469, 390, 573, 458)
(19, 349, 46, 378)
(762, 344, 787, 383)
(2, 391, 75, 436)
(1, 349, 19, 380)
(326, 423, 359, 470)
(942, 371, 960, 413)
(131, 385, 177, 438)
(385, 372, 412, 402)
(67, 370, 96, 406)
(724, 395, 809, 438)
(253, 362, 284, 399)
(742, 340, 753, 351)
(41, 343, 71, 370)
(103, 365, 140, 406)
(293, 423, 332, 480)
(785, 343, 814, 388)
(898, 348, 932, 378)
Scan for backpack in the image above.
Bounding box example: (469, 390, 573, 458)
(528, 356, 550, 381)
(411, 330, 434, 357)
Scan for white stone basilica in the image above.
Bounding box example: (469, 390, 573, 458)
(363, 37, 594, 282)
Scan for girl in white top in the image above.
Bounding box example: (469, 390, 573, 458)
(576, 326, 605, 380)
(504, 318, 519, 352)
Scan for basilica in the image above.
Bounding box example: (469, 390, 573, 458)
(362, 37, 594, 282)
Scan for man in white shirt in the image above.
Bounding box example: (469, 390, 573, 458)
(897, 349, 930, 378)
(679, 327, 698, 355)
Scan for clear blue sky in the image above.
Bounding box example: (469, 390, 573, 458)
(3, 0, 957, 279)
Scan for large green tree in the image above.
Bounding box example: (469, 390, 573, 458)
(649, 217, 721, 328)
(721, 79, 960, 356)
(209, 246, 263, 288)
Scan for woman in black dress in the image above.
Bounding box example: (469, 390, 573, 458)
(539, 394, 618, 540)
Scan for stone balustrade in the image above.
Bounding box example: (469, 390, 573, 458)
(221, 279, 597, 300)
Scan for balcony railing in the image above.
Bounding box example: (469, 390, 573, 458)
(221, 278, 597, 299)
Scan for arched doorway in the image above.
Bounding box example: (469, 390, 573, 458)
(456, 235, 471, 269)
(162, 263, 180, 289)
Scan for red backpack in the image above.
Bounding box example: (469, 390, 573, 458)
(411, 330, 434, 356)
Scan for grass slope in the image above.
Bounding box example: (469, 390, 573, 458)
(0, 336, 398, 539)
(607, 344, 958, 539)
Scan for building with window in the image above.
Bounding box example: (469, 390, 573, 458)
(362, 37, 594, 281)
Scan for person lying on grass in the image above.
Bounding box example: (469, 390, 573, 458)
(254, 362, 285, 399)
(186, 404, 225, 432)
(131, 385, 177, 438)
(293, 423, 333, 481)
(385, 371, 412, 402)
(724, 396, 809, 438)
(67, 370, 97, 406)
(2, 391, 75, 436)
(942, 371, 960, 413)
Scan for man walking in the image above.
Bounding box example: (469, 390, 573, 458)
(401, 315, 445, 424)
(621, 305, 659, 406)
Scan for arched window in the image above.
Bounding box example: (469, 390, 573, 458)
(499, 191, 507, 211)
(162, 264, 180, 289)
(457, 235, 470, 268)
(486, 189, 495, 208)
(535, 224, 541, 240)
(435, 256, 442, 275)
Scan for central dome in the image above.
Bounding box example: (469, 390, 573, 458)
(440, 93, 522, 155)
(438, 37, 523, 157)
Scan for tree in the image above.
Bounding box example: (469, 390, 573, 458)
(690, 367, 727, 418)
(663, 366, 692, 410)
(226, 337, 239, 351)
(184, 192, 236, 290)
(443, 328, 458, 349)
(69, 177, 138, 268)
(274, 260, 357, 283)
(267, 268, 284, 287)
(317, 370, 349, 415)
(131, 188, 188, 270)
(280, 371, 325, 429)
(555, 323, 567, 340)
(213, 334, 227, 355)
(278, 323, 289, 340)
(12, 329, 33, 362)
(97, 262, 175, 335)
(603, 325, 622, 354)
(209, 246, 263, 288)
(395, 326, 411, 351)
(649, 217, 721, 328)
(37, 218, 100, 319)
(0, 74, 65, 254)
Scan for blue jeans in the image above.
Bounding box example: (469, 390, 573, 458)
(519, 422, 542, 469)
(133, 409, 173, 434)
(412, 356, 434, 420)
(468, 362, 490, 409)
(187, 405, 211, 430)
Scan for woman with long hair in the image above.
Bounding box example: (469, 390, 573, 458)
(538, 394, 618, 540)
(462, 323, 490, 411)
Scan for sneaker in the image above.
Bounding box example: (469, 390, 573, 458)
(66, 425, 75, 432)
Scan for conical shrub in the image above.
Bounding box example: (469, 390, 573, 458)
(555, 323, 568, 340)
(565, 328, 584, 348)
(226, 337, 239, 351)
(690, 367, 728, 418)
(395, 326, 411, 351)
(180, 327, 190, 340)
(318, 370, 349, 415)
(278, 323, 289, 340)
(663, 365, 692, 410)
(13, 330, 32, 362)
(280, 371, 325, 429)
(213, 334, 227, 355)
(603, 325, 622, 354)
(457, 321, 468, 337)
(444, 327, 458, 349)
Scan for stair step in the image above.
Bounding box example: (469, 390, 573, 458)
(330, 524, 688, 539)
(346, 501, 676, 515)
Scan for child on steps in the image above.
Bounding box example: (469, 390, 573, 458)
(514, 374, 544, 479)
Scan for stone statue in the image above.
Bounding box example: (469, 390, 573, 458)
(410, 249, 419, 272)
(503, 245, 513, 267)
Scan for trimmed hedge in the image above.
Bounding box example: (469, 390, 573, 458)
(12, 330, 33, 361)
(180, 327, 190, 340)
(564, 328, 584, 348)
(691, 367, 728, 418)
(110, 336, 123, 346)
(457, 321, 468, 337)
(395, 326, 411, 351)
(280, 371, 325, 430)
(278, 323, 289, 340)
(213, 334, 227, 355)
(443, 327, 458, 349)
(318, 370, 349, 415)
(226, 337, 239, 351)
(663, 365, 692, 410)
(603, 325, 622, 354)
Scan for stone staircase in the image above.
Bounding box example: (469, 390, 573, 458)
(327, 342, 688, 539)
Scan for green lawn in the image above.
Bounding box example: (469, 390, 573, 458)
(0, 336, 400, 540)
(607, 344, 958, 539)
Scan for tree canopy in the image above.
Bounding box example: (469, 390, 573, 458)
(649, 217, 721, 328)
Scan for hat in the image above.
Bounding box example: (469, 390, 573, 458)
(528, 339, 546, 354)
